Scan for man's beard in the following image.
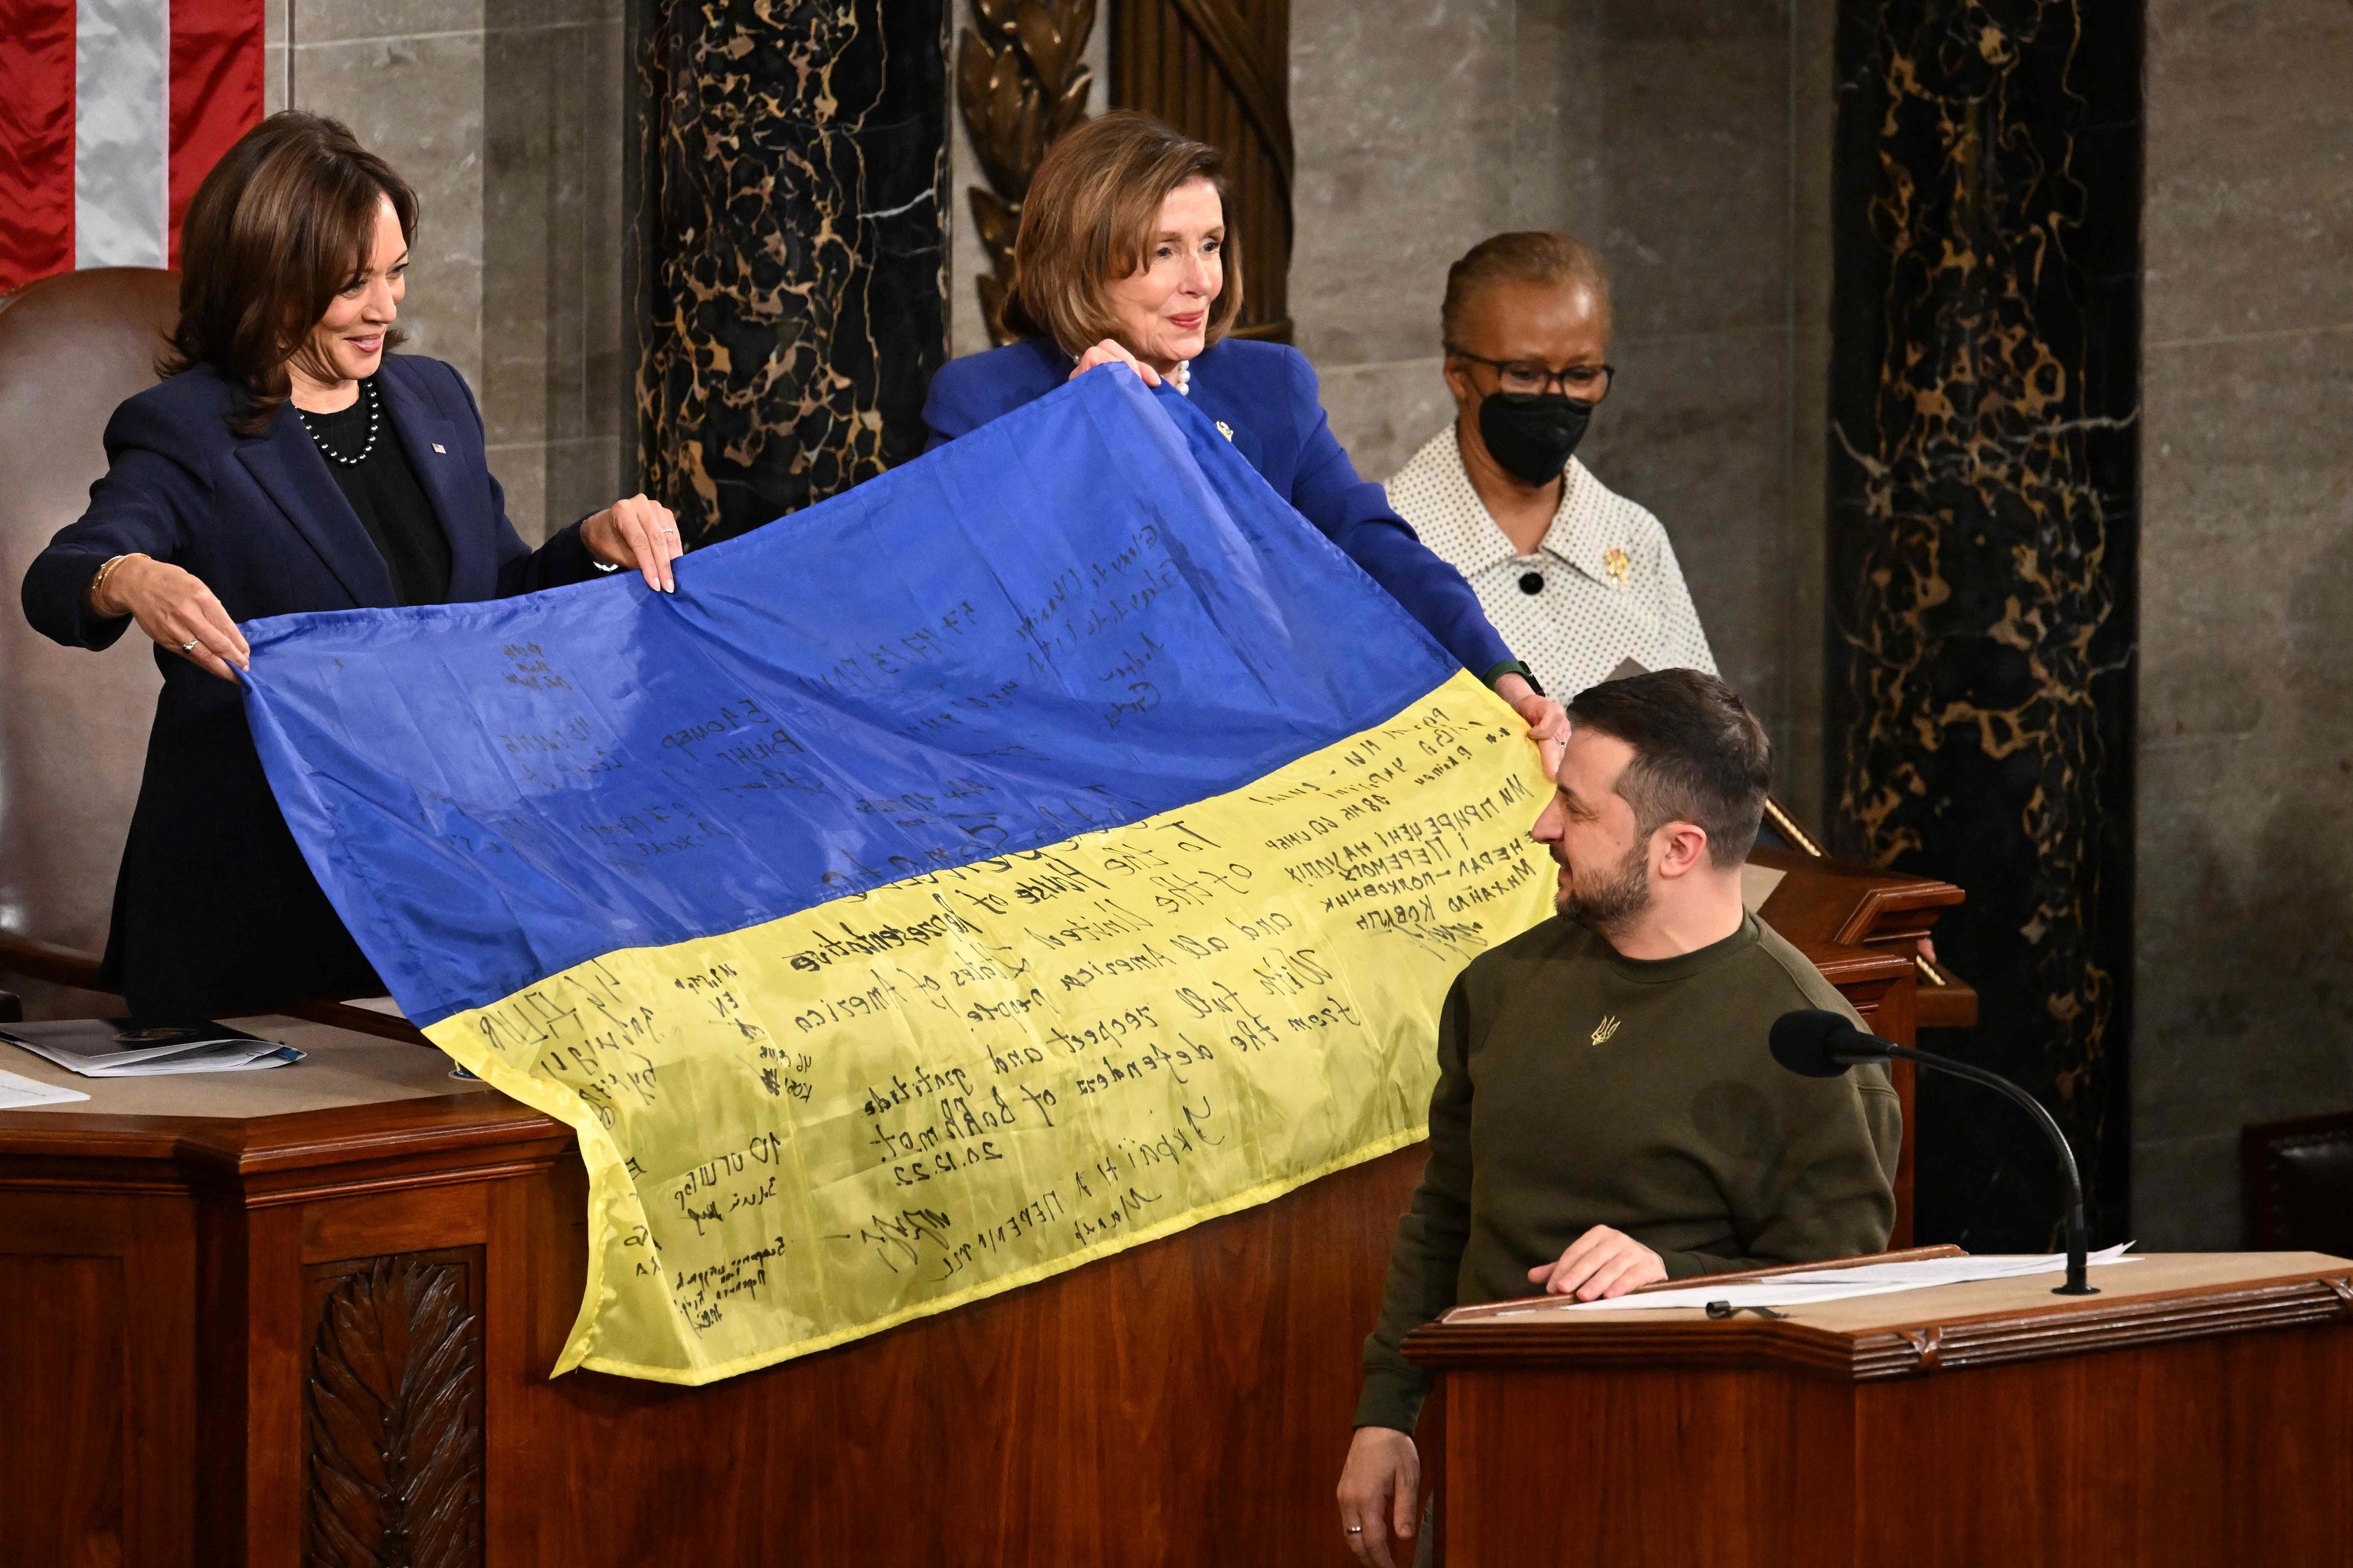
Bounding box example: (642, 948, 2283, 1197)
(1558, 839, 1651, 937)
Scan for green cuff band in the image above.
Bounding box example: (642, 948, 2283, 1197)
(1483, 660, 1542, 696)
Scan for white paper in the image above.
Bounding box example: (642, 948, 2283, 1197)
(0, 1018, 298, 1076)
(343, 996, 408, 1019)
(0, 1066, 90, 1108)
(74, 1043, 303, 1076)
(1491, 1244, 2141, 1316)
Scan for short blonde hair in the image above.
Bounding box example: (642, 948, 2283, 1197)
(1004, 111, 1245, 358)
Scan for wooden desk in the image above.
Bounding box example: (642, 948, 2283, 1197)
(0, 1018, 1424, 1568)
(1406, 1252, 2353, 1567)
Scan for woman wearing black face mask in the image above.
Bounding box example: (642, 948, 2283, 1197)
(1385, 231, 1717, 702)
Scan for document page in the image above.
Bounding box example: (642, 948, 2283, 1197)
(1492, 1244, 2140, 1315)
(0, 1065, 90, 1108)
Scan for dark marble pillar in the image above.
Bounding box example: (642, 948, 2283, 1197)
(630, 0, 950, 544)
(1827, 2, 2142, 1248)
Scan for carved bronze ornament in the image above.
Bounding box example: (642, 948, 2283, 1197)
(957, 0, 1097, 343)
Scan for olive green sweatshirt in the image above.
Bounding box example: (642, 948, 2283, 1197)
(1356, 911, 1900, 1432)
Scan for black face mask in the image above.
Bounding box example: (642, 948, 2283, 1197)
(1477, 391, 1594, 486)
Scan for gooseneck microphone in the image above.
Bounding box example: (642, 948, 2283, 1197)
(1769, 1009, 2099, 1296)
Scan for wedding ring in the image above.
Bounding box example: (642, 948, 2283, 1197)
(1346, 1526, 1364, 1534)
(180, 639, 199, 653)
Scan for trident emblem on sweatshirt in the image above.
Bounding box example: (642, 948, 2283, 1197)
(1591, 1015, 1622, 1046)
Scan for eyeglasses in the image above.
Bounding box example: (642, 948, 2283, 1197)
(1448, 351, 1615, 401)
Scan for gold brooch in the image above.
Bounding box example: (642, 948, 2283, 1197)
(1603, 547, 1631, 586)
(1591, 1014, 1621, 1046)
(1215, 420, 1235, 442)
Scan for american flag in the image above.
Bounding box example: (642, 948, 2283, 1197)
(0, 0, 263, 294)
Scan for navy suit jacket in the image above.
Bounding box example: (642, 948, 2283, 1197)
(922, 337, 1515, 679)
(21, 352, 603, 1017)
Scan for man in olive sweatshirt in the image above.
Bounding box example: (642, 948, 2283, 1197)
(1335, 669, 1899, 1568)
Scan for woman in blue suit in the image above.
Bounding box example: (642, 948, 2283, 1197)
(21, 113, 682, 1020)
(924, 112, 1566, 754)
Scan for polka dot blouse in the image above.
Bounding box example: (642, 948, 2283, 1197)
(1384, 427, 1717, 701)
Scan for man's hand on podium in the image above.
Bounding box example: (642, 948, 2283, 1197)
(1528, 1225, 1667, 1300)
(1337, 1427, 1420, 1568)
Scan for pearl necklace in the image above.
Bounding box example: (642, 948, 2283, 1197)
(297, 377, 381, 467)
(1171, 359, 1192, 395)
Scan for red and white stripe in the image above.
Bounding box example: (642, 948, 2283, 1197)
(0, 0, 263, 294)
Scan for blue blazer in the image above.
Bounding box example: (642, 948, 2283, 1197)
(923, 337, 1515, 679)
(21, 352, 603, 1017)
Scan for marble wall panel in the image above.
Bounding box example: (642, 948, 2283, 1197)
(1576, 2, 1821, 820)
(290, 24, 489, 385)
(296, 0, 488, 42)
(1826, 0, 2142, 1249)
(632, 0, 951, 544)
(1506, 0, 1602, 234)
(483, 0, 629, 538)
(2142, 0, 2353, 345)
(1785, 0, 1834, 825)
(1581, 325, 1790, 716)
(2136, 25, 2353, 1256)
(1589, 4, 1791, 340)
(1288, 0, 1519, 368)
(264, 0, 286, 113)
(264, 0, 630, 542)
(1312, 355, 1455, 484)
(1281, 0, 1832, 823)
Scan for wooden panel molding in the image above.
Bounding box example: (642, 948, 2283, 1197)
(0, 1255, 129, 1566)
(0, 1191, 201, 1566)
(1406, 1259, 2353, 1384)
(1111, 0, 1292, 339)
(1840, 1271, 2353, 1380)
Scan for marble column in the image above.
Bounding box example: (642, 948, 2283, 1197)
(631, 0, 950, 544)
(1826, 2, 2142, 1248)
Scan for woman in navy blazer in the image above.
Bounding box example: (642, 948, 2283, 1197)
(21, 113, 682, 1020)
(923, 113, 1566, 754)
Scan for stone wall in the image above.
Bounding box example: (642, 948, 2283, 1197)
(1286, 0, 1837, 825)
(2134, 0, 2353, 1247)
(265, 0, 629, 543)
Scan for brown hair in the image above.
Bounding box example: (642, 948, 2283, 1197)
(164, 112, 418, 434)
(1565, 669, 1770, 869)
(1003, 111, 1243, 358)
(1440, 231, 1610, 352)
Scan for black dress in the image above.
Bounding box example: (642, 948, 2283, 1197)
(298, 379, 453, 607)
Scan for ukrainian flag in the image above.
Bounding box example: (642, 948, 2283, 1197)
(243, 368, 1556, 1383)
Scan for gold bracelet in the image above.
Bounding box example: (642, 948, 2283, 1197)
(87, 552, 144, 614)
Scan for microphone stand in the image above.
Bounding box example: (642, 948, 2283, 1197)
(1837, 1039, 2099, 1296)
